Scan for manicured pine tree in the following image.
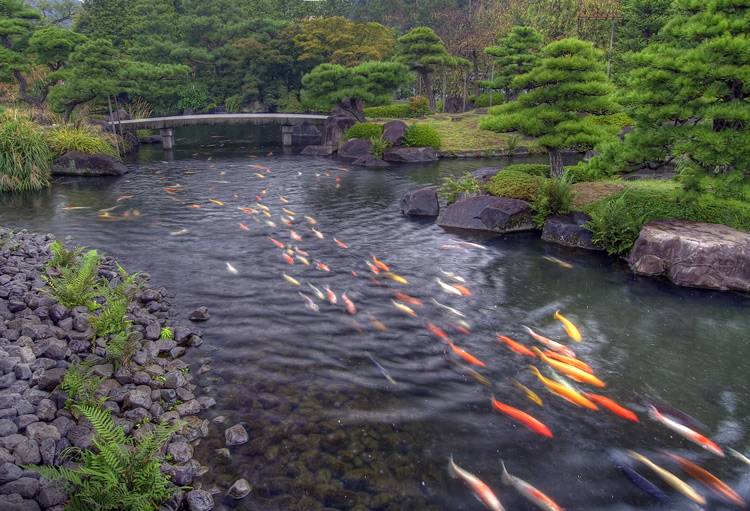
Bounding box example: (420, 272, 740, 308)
(0, 0, 42, 104)
(395, 26, 453, 110)
(480, 38, 615, 177)
(481, 26, 543, 100)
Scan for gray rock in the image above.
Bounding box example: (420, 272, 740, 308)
(37, 482, 67, 508)
(91, 364, 113, 378)
(14, 363, 33, 382)
(35, 399, 56, 422)
(300, 144, 336, 156)
(175, 400, 201, 416)
(48, 305, 68, 323)
(382, 120, 408, 146)
(0, 477, 39, 498)
(352, 155, 389, 167)
(188, 307, 209, 322)
(52, 151, 129, 177)
(66, 424, 93, 449)
(437, 196, 534, 233)
(124, 386, 152, 410)
(0, 419, 17, 437)
(25, 422, 60, 443)
(338, 138, 372, 160)
(225, 424, 249, 446)
(14, 415, 38, 430)
(227, 478, 252, 499)
(13, 439, 40, 465)
(37, 368, 66, 392)
(0, 493, 41, 511)
(167, 441, 193, 464)
(0, 462, 22, 483)
(382, 146, 439, 163)
(542, 212, 600, 250)
(400, 187, 439, 217)
(185, 489, 214, 511)
(472, 166, 501, 183)
(39, 437, 55, 465)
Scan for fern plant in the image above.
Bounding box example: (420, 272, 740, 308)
(114, 262, 141, 300)
(105, 332, 137, 368)
(48, 240, 83, 270)
(60, 364, 106, 411)
(439, 172, 482, 204)
(159, 327, 174, 340)
(91, 296, 129, 338)
(28, 404, 179, 511)
(44, 249, 102, 310)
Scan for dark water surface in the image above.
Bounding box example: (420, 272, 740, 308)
(2, 126, 750, 510)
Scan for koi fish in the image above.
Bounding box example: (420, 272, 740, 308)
(448, 458, 505, 511)
(453, 284, 472, 296)
(282, 273, 300, 286)
(240, 207, 256, 215)
(298, 292, 319, 312)
(513, 380, 543, 406)
(554, 311, 582, 342)
(280, 216, 293, 226)
(533, 348, 605, 388)
(225, 262, 238, 275)
(436, 278, 463, 296)
(304, 215, 317, 225)
(628, 451, 706, 506)
(522, 326, 576, 358)
(467, 368, 492, 387)
(368, 314, 388, 332)
(296, 255, 310, 266)
(282, 207, 296, 217)
(648, 406, 723, 457)
(239, 222, 250, 232)
(492, 398, 552, 438)
(187, 204, 202, 209)
(448, 342, 486, 367)
(209, 199, 225, 206)
(440, 270, 466, 283)
(542, 351, 592, 374)
(584, 393, 638, 422)
(253, 172, 266, 179)
(295, 247, 310, 257)
(116, 195, 133, 202)
(371, 255, 390, 272)
(279, 196, 289, 204)
(307, 283, 324, 300)
(342, 292, 356, 315)
(729, 448, 750, 466)
(497, 335, 535, 357)
(500, 461, 564, 511)
(457, 241, 487, 250)
(455, 319, 472, 334)
(392, 300, 417, 317)
(268, 237, 285, 249)
(63, 206, 91, 211)
(325, 286, 337, 305)
(170, 228, 189, 236)
(529, 366, 598, 411)
(383, 272, 409, 285)
(542, 256, 573, 269)
(265, 220, 277, 228)
(665, 452, 745, 507)
(394, 292, 422, 306)
(431, 298, 466, 318)
(366, 260, 381, 274)
(334, 237, 349, 248)
(426, 322, 450, 342)
(312, 227, 324, 239)
(282, 253, 294, 265)
(367, 353, 396, 385)
(315, 261, 330, 272)
(290, 230, 302, 242)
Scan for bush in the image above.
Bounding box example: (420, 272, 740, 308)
(371, 136, 389, 158)
(225, 95, 243, 113)
(364, 103, 412, 118)
(503, 163, 550, 177)
(588, 192, 645, 255)
(176, 83, 211, 111)
(533, 176, 574, 226)
(404, 124, 441, 149)
(471, 92, 505, 107)
(0, 110, 52, 192)
(345, 122, 383, 140)
(486, 170, 545, 201)
(440, 172, 482, 204)
(46, 125, 119, 158)
(48, 240, 83, 271)
(409, 95, 430, 116)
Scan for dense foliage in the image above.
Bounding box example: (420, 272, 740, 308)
(439, 172, 482, 203)
(395, 26, 455, 110)
(0, 109, 52, 191)
(486, 170, 544, 202)
(481, 26, 543, 100)
(45, 125, 118, 157)
(345, 122, 383, 140)
(404, 124, 441, 149)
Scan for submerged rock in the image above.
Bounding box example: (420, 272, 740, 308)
(185, 490, 214, 511)
(352, 155, 389, 168)
(382, 147, 438, 163)
(400, 187, 439, 217)
(628, 220, 750, 292)
(52, 151, 129, 177)
(542, 212, 600, 250)
(227, 478, 252, 499)
(188, 307, 210, 322)
(224, 424, 249, 446)
(437, 196, 534, 233)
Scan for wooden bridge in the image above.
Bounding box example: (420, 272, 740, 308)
(108, 113, 329, 149)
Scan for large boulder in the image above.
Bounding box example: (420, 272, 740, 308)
(542, 212, 601, 250)
(382, 147, 439, 163)
(400, 187, 439, 217)
(382, 120, 408, 146)
(338, 138, 372, 160)
(437, 196, 534, 233)
(352, 155, 389, 168)
(52, 151, 129, 177)
(321, 116, 357, 149)
(628, 220, 750, 292)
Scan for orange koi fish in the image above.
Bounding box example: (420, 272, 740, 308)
(209, 199, 225, 206)
(315, 261, 330, 272)
(305, 215, 317, 225)
(584, 393, 638, 422)
(368, 314, 388, 332)
(533, 348, 605, 388)
(325, 286, 337, 305)
(342, 292, 357, 315)
(282, 253, 294, 265)
(268, 237, 285, 249)
(391, 300, 417, 317)
(239, 222, 250, 232)
(554, 310, 582, 342)
(522, 326, 576, 358)
(290, 230, 302, 242)
(542, 351, 592, 374)
(334, 237, 348, 249)
(492, 397, 552, 438)
(448, 342, 486, 368)
(513, 380, 543, 406)
(665, 452, 745, 507)
(371, 255, 390, 272)
(187, 204, 202, 209)
(448, 458, 505, 511)
(394, 292, 422, 306)
(529, 366, 598, 411)
(648, 406, 723, 457)
(497, 335, 536, 357)
(282, 207, 296, 217)
(366, 260, 381, 274)
(279, 196, 289, 204)
(426, 322, 450, 342)
(501, 462, 564, 511)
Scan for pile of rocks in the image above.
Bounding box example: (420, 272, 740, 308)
(0, 228, 214, 510)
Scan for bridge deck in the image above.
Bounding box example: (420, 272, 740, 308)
(108, 113, 328, 130)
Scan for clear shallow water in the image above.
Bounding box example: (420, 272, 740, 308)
(2, 126, 750, 511)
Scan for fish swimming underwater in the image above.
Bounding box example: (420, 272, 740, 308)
(225, 262, 238, 275)
(554, 310, 582, 342)
(491, 397, 552, 438)
(500, 461, 564, 511)
(448, 457, 504, 511)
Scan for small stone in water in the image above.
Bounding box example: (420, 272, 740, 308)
(188, 307, 210, 322)
(186, 489, 214, 511)
(227, 478, 252, 499)
(224, 424, 248, 446)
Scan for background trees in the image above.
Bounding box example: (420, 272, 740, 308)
(481, 26, 543, 100)
(395, 26, 453, 110)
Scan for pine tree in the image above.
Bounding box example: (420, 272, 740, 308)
(481, 26, 543, 100)
(481, 38, 615, 177)
(0, 0, 43, 104)
(395, 26, 453, 110)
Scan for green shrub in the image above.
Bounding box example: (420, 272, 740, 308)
(533, 175, 574, 226)
(404, 124, 441, 149)
(371, 136, 389, 158)
(364, 103, 412, 118)
(160, 327, 174, 340)
(345, 122, 383, 140)
(225, 95, 243, 113)
(91, 294, 129, 338)
(440, 172, 482, 203)
(29, 404, 179, 511)
(48, 240, 83, 271)
(46, 125, 119, 158)
(471, 92, 505, 107)
(409, 95, 430, 116)
(177, 83, 211, 111)
(60, 363, 106, 410)
(503, 163, 550, 177)
(44, 249, 102, 310)
(588, 192, 645, 255)
(0, 110, 52, 192)
(590, 111, 634, 132)
(486, 170, 545, 201)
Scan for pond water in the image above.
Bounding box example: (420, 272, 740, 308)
(2, 125, 750, 511)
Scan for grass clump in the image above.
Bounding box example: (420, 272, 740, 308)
(370, 136, 389, 158)
(404, 124, 441, 149)
(160, 327, 174, 340)
(0, 109, 52, 192)
(345, 122, 383, 140)
(503, 163, 550, 177)
(486, 170, 544, 202)
(28, 404, 179, 511)
(439, 172, 482, 204)
(470, 92, 505, 107)
(533, 176, 574, 226)
(46, 125, 119, 158)
(44, 249, 102, 310)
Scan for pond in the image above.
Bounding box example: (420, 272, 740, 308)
(2, 125, 750, 510)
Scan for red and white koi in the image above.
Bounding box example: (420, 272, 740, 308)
(501, 462, 564, 511)
(290, 230, 302, 242)
(298, 292, 319, 312)
(522, 326, 576, 359)
(334, 237, 349, 248)
(342, 292, 356, 315)
(268, 237, 285, 249)
(325, 286, 337, 305)
(648, 406, 724, 457)
(316, 261, 331, 272)
(307, 283, 325, 300)
(311, 227, 324, 239)
(448, 457, 505, 511)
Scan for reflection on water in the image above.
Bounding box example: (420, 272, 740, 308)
(2, 126, 750, 511)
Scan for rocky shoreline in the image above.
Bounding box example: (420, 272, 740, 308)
(0, 228, 217, 510)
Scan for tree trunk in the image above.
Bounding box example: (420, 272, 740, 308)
(13, 71, 48, 107)
(549, 149, 564, 178)
(422, 72, 435, 111)
(333, 98, 365, 122)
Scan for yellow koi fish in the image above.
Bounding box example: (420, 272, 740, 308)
(392, 300, 417, 317)
(554, 310, 582, 342)
(209, 199, 225, 206)
(282, 273, 300, 286)
(383, 272, 409, 285)
(513, 379, 543, 406)
(628, 451, 706, 506)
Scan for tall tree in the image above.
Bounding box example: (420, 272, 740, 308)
(481, 26, 543, 100)
(0, 0, 42, 104)
(395, 26, 453, 110)
(481, 38, 615, 177)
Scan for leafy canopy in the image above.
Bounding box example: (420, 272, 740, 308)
(395, 26, 453, 75)
(482, 26, 543, 95)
